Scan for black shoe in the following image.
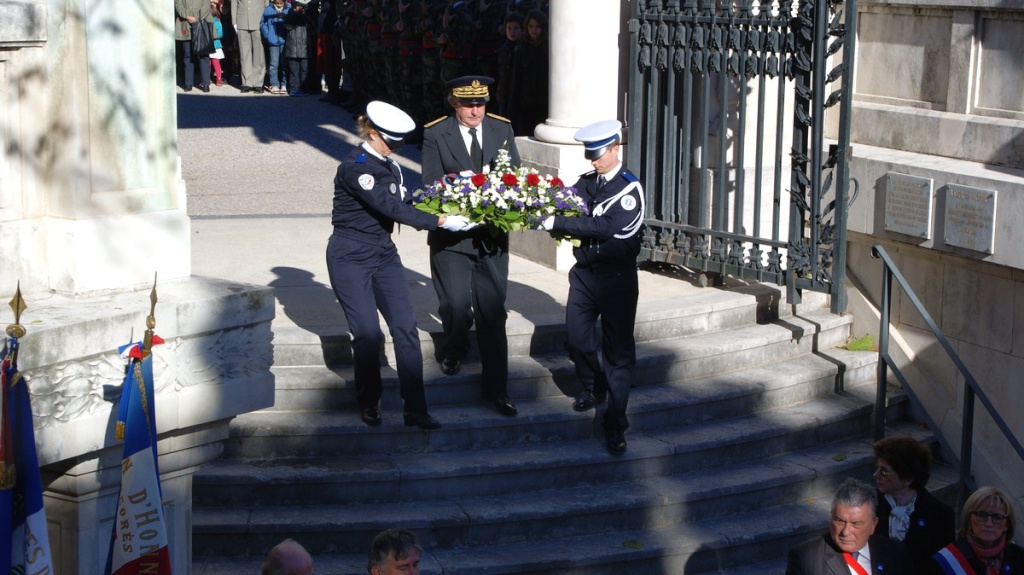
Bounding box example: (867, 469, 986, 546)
(605, 430, 627, 454)
(403, 412, 442, 430)
(439, 358, 461, 376)
(240, 86, 251, 94)
(360, 407, 382, 427)
(251, 86, 264, 94)
(573, 390, 596, 412)
(184, 85, 193, 92)
(199, 84, 210, 93)
(488, 394, 518, 417)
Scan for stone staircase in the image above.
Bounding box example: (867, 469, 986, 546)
(190, 279, 951, 574)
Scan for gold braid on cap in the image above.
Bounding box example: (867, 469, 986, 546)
(452, 80, 489, 99)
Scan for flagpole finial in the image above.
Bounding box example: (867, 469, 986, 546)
(6, 281, 27, 340)
(142, 273, 158, 356)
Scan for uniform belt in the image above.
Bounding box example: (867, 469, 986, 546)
(576, 261, 634, 273)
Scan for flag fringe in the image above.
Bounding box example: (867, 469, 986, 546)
(0, 462, 16, 489)
(116, 421, 125, 441)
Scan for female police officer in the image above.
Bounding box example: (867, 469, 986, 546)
(327, 100, 474, 430)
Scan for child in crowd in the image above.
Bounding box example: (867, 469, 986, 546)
(284, 0, 313, 96)
(495, 12, 523, 118)
(210, 0, 225, 86)
(260, 0, 289, 94)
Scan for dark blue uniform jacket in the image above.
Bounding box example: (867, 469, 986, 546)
(552, 168, 645, 269)
(332, 146, 439, 246)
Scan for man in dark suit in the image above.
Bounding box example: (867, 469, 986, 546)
(787, 478, 912, 575)
(420, 75, 521, 417)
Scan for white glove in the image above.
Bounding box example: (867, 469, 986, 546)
(440, 215, 473, 232)
(538, 216, 555, 231)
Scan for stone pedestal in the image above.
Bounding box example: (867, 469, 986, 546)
(2, 1, 277, 573)
(22, 279, 277, 574)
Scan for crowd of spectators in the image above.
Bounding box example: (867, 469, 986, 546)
(176, 0, 551, 137)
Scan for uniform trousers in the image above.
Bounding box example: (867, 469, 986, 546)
(326, 234, 428, 414)
(429, 245, 509, 398)
(565, 264, 638, 433)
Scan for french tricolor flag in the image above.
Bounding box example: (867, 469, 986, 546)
(104, 339, 171, 575)
(0, 336, 54, 573)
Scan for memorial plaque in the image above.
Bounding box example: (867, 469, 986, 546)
(884, 172, 933, 239)
(944, 184, 997, 254)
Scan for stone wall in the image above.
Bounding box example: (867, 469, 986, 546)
(843, 0, 1024, 505)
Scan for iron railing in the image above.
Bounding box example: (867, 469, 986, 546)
(626, 0, 857, 313)
(871, 244, 1024, 514)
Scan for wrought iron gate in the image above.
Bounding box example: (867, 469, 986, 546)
(627, 0, 857, 313)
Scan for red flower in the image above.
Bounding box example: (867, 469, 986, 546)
(502, 173, 518, 186)
(549, 176, 564, 188)
(471, 173, 487, 187)
(526, 173, 541, 186)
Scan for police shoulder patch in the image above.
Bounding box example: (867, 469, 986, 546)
(620, 195, 638, 211)
(356, 153, 368, 164)
(358, 174, 375, 190)
(424, 116, 449, 128)
(486, 112, 512, 123)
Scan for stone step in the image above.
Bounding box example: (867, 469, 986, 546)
(265, 308, 855, 413)
(197, 376, 889, 508)
(193, 431, 869, 558)
(193, 425, 956, 572)
(220, 346, 876, 459)
(269, 283, 829, 369)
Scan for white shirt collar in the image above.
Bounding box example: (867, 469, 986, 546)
(600, 163, 623, 182)
(361, 141, 386, 161)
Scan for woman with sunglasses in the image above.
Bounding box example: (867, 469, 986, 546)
(873, 436, 955, 573)
(931, 486, 1023, 574)
(327, 101, 474, 431)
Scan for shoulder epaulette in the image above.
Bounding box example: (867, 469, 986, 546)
(580, 169, 597, 178)
(356, 153, 367, 164)
(621, 171, 639, 183)
(424, 116, 449, 128)
(486, 113, 512, 123)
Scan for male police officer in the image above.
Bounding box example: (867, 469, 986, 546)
(421, 75, 520, 417)
(538, 120, 645, 454)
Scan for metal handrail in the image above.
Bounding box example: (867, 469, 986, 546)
(870, 245, 1024, 513)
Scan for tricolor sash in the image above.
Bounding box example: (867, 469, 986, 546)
(934, 545, 975, 575)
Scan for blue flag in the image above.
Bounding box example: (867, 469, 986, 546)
(0, 336, 54, 573)
(104, 340, 171, 575)
(104, 339, 172, 572)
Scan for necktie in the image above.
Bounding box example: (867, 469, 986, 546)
(597, 175, 607, 189)
(469, 127, 483, 173)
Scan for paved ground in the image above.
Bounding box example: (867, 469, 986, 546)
(177, 87, 719, 335)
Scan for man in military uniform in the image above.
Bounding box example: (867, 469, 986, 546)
(537, 120, 646, 454)
(419, 0, 447, 121)
(436, 0, 474, 83)
(420, 76, 520, 418)
(395, 0, 425, 131)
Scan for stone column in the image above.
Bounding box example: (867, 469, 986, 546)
(1, 2, 275, 573)
(513, 0, 627, 269)
(533, 0, 622, 146)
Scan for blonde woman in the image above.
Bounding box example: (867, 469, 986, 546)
(326, 101, 472, 430)
(931, 486, 1023, 574)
